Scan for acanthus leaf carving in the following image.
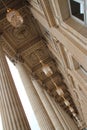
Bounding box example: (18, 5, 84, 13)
(11, 53, 24, 65)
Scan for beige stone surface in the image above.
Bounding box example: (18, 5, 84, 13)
(0, 0, 87, 129)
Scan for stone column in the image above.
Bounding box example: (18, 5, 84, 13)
(0, 47, 31, 130)
(32, 79, 64, 130)
(45, 92, 79, 130)
(44, 90, 69, 130)
(16, 62, 55, 130)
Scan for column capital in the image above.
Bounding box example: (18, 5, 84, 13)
(11, 53, 24, 65)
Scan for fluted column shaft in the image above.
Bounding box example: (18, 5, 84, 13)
(32, 79, 64, 130)
(16, 62, 55, 130)
(45, 91, 79, 130)
(0, 47, 31, 130)
(44, 90, 69, 130)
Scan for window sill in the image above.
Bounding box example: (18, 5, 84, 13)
(62, 17, 87, 46)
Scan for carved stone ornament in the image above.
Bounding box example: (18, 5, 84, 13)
(11, 53, 24, 65)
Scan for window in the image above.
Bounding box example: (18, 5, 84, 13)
(68, 0, 87, 26)
(82, 128, 87, 130)
(80, 65, 87, 75)
(72, 57, 87, 82)
(69, 0, 84, 21)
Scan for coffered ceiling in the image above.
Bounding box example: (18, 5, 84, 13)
(3, 12, 39, 50)
(0, 0, 78, 118)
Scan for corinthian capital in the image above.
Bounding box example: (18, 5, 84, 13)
(11, 53, 24, 65)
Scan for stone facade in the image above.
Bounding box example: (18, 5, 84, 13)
(0, 0, 87, 129)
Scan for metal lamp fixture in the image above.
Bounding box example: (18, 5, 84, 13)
(72, 112, 77, 117)
(51, 78, 64, 96)
(1, 0, 23, 28)
(64, 99, 70, 106)
(34, 52, 81, 127)
(69, 106, 74, 113)
(41, 63, 53, 77)
(35, 52, 53, 77)
(6, 8, 23, 28)
(56, 88, 64, 96)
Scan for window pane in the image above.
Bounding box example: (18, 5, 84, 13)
(70, 0, 84, 21)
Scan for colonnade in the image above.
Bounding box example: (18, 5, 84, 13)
(0, 47, 78, 130)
